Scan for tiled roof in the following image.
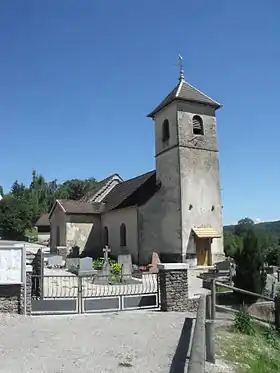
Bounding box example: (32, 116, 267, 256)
(104, 170, 156, 211)
(35, 213, 50, 227)
(147, 79, 221, 118)
(57, 200, 105, 214)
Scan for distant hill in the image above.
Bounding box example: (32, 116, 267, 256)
(224, 220, 280, 239)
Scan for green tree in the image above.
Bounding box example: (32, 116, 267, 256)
(0, 170, 99, 240)
(233, 220, 267, 303)
(224, 232, 243, 258)
(0, 195, 33, 240)
(56, 178, 98, 200)
(234, 217, 255, 237)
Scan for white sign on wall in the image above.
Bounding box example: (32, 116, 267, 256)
(0, 246, 25, 284)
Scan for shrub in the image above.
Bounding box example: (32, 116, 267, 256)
(92, 258, 104, 269)
(111, 262, 122, 276)
(234, 309, 255, 335)
(262, 326, 280, 349)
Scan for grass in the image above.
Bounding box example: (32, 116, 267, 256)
(216, 326, 280, 373)
(216, 285, 232, 293)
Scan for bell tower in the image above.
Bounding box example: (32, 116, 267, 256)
(147, 57, 224, 265)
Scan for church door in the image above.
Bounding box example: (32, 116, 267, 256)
(196, 238, 211, 266)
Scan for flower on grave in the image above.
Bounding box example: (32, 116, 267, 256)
(139, 266, 147, 272)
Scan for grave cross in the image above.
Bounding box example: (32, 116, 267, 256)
(103, 245, 111, 264)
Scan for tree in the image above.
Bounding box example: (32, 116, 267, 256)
(233, 222, 267, 303)
(0, 170, 99, 241)
(234, 217, 254, 237)
(224, 232, 243, 258)
(0, 185, 3, 197)
(0, 195, 33, 240)
(56, 178, 98, 200)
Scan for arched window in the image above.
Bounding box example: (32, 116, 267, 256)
(192, 115, 204, 135)
(103, 226, 109, 246)
(120, 223, 127, 247)
(162, 119, 170, 142)
(56, 226, 60, 247)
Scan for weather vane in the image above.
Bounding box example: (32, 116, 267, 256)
(178, 54, 184, 82)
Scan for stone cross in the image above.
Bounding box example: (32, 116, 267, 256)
(103, 245, 111, 264)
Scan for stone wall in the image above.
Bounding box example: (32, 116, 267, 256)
(158, 263, 197, 312)
(0, 270, 32, 315)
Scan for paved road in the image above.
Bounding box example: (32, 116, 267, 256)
(0, 311, 197, 373)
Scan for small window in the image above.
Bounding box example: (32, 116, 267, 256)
(162, 119, 170, 142)
(120, 223, 127, 246)
(103, 226, 109, 246)
(192, 115, 204, 135)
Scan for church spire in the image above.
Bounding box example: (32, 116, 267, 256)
(179, 54, 184, 82)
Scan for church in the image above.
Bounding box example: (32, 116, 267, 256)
(48, 64, 225, 267)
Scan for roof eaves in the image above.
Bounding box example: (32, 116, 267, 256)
(184, 81, 222, 109)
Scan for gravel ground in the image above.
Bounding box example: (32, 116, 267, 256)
(0, 311, 198, 373)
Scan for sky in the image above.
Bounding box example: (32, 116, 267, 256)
(0, 0, 279, 225)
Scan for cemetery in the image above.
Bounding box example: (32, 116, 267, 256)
(1, 240, 278, 317)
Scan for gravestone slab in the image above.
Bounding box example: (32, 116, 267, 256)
(215, 260, 231, 272)
(47, 255, 63, 268)
(118, 254, 132, 278)
(66, 258, 80, 272)
(79, 257, 93, 275)
(94, 263, 111, 285)
(149, 252, 161, 274)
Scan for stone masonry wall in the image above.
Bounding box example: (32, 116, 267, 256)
(0, 285, 21, 313)
(0, 270, 32, 315)
(158, 264, 189, 312)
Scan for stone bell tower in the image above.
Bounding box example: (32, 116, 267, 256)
(147, 57, 224, 266)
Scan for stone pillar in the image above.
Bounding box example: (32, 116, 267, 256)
(158, 263, 189, 312)
(20, 266, 32, 315)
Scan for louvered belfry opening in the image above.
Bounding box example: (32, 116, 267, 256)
(192, 115, 204, 135)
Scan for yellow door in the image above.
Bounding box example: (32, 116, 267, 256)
(196, 239, 209, 266)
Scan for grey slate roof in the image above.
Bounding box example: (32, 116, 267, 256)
(50, 171, 157, 218)
(35, 213, 50, 227)
(103, 170, 156, 211)
(57, 200, 105, 214)
(147, 80, 221, 118)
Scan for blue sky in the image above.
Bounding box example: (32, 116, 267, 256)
(0, 1, 279, 225)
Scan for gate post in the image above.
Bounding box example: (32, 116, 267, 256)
(78, 276, 82, 314)
(158, 263, 189, 311)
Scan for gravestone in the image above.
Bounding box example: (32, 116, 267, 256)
(103, 246, 111, 265)
(47, 255, 63, 268)
(79, 257, 93, 275)
(215, 259, 231, 273)
(94, 246, 112, 284)
(66, 258, 80, 272)
(118, 254, 132, 279)
(149, 252, 161, 274)
(94, 264, 111, 285)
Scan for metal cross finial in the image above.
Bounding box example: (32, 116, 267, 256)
(179, 54, 184, 82)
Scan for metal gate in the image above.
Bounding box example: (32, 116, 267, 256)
(31, 273, 159, 315)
